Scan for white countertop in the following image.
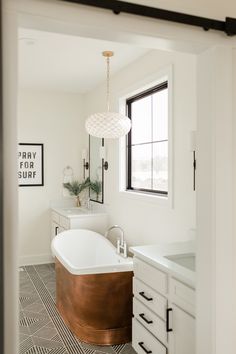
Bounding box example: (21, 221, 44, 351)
(51, 207, 107, 219)
(130, 240, 195, 288)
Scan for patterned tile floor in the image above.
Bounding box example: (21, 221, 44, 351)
(19, 264, 136, 354)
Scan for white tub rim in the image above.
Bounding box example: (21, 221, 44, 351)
(51, 229, 133, 275)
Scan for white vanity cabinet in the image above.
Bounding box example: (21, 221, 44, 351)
(169, 276, 196, 354)
(51, 210, 67, 239)
(169, 303, 195, 354)
(130, 242, 195, 354)
(52, 220, 65, 238)
(51, 208, 108, 240)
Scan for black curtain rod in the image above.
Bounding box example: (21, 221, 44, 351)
(60, 0, 236, 36)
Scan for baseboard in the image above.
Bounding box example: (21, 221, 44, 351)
(19, 253, 54, 266)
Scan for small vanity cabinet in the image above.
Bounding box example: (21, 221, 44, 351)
(51, 208, 108, 240)
(130, 243, 195, 354)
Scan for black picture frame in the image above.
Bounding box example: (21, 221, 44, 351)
(18, 143, 44, 187)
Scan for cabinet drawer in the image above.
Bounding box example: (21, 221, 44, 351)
(133, 298, 167, 344)
(51, 211, 60, 224)
(170, 278, 195, 316)
(134, 258, 168, 295)
(133, 278, 167, 320)
(59, 216, 70, 230)
(132, 318, 166, 354)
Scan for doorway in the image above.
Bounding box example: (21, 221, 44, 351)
(2, 1, 236, 354)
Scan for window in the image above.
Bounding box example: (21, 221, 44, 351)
(126, 82, 168, 195)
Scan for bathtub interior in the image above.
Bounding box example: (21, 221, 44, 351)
(52, 229, 132, 269)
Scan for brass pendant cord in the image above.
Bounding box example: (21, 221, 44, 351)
(106, 56, 110, 113)
(102, 51, 114, 112)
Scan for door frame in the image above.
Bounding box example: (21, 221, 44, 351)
(0, 1, 4, 353)
(2, 1, 236, 354)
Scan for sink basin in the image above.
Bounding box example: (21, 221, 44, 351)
(165, 253, 195, 271)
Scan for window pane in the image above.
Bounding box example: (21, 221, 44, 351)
(131, 144, 152, 189)
(131, 96, 152, 144)
(153, 141, 168, 192)
(153, 88, 168, 141)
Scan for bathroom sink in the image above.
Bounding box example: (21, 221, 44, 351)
(165, 253, 195, 271)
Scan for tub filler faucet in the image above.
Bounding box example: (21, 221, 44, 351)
(105, 225, 127, 258)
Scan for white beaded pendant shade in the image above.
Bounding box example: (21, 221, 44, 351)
(85, 51, 131, 139)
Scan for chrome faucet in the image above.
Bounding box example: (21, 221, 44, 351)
(105, 225, 127, 258)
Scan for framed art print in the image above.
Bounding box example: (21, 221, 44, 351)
(18, 143, 44, 186)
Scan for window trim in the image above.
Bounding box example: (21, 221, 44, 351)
(118, 65, 173, 208)
(126, 81, 169, 196)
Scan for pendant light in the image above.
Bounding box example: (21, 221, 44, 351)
(85, 51, 131, 139)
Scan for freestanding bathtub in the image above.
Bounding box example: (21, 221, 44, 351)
(51, 229, 133, 345)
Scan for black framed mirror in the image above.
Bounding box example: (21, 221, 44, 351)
(89, 136, 104, 203)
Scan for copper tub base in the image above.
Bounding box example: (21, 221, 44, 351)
(58, 302, 131, 345)
(55, 259, 133, 346)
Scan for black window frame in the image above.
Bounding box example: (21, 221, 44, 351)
(126, 81, 168, 196)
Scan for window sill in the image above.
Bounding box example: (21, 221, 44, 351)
(119, 189, 171, 207)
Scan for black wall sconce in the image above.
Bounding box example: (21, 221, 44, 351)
(189, 131, 196, 191)
(82, 149, 89, 178)
(100, 146, 108, 171)
(103, 160, 109, 171)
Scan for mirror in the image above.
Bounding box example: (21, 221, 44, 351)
(89, 136, 104, 203)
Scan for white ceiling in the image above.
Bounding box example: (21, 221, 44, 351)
(18, 28, 150, 94)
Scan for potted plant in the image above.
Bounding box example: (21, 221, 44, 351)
(63, 177, 90, 207)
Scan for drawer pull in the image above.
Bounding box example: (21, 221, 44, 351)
(55, 226, 59, 235)
(139, 291, 153, 301)
(139, 313, 153, 324)
(138, 342, 152, 354)
(166, 308, 173, 332)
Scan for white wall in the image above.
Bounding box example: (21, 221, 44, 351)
(18, 90, 87, 265)
(3, 4, 19, 354)
(85, 49, 197, 246)
(233, 48, 236, 354)
(197, 46, 236, 354)
(196, 47, 215, 354)
(212, 48, 235, 354)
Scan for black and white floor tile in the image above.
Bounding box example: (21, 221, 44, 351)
(19, 264, 136, 354)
